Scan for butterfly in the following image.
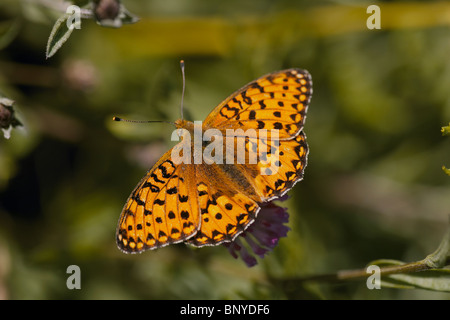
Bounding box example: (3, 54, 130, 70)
(116, 68, 312, 253)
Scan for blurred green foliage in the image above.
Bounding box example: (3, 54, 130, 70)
(0, 0, 450, 300)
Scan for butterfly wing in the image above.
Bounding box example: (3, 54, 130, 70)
(204, 68, 312, 139)
(251, 131, 309, 201)
(187, 69, 312, 246)
(186, 132, 308, 247)
(116, 149, 200, 253)
(186, 162, 260, 247)
(203, 68, 311, 201)
(117, 68, 312, 251)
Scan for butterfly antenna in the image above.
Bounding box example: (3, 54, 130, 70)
(113, 63, 186, 126)
(112, 117, 174, 127)
(180, 60, 186, 121)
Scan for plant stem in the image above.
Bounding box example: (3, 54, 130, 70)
(423, 225, 450, 269)
(280, 225, 450, 284)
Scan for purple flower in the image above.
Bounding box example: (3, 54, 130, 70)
(224, 196, 290, 267)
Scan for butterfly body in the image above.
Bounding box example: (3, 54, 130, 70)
(117, 68, 312, 253)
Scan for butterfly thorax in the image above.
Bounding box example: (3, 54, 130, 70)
(174, 118, 226, 146)
(174, 118, 218, 134)
(174, 119, 193, 130)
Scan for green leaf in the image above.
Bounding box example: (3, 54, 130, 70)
(118, 5, 140, 25)
(443, 123, 450, 175)
(46, 13, 80, 59)
(369, 259, 450, 292)
(384, 269, 450, 292)
(442, 123, 450, 136)
(443, 166, 450, 176)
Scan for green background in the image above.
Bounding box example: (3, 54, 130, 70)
(0, 0, 449, 299)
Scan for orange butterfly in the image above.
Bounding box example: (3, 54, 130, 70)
(116, 68, 312, 253)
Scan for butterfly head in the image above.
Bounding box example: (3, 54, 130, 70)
(174, 118, 194, 131)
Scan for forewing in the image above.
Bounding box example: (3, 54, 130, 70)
(218, 132, 309, 203)
(204, 68, 312, 139)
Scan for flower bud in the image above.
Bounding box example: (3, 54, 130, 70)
(93, 0, 121, 22)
